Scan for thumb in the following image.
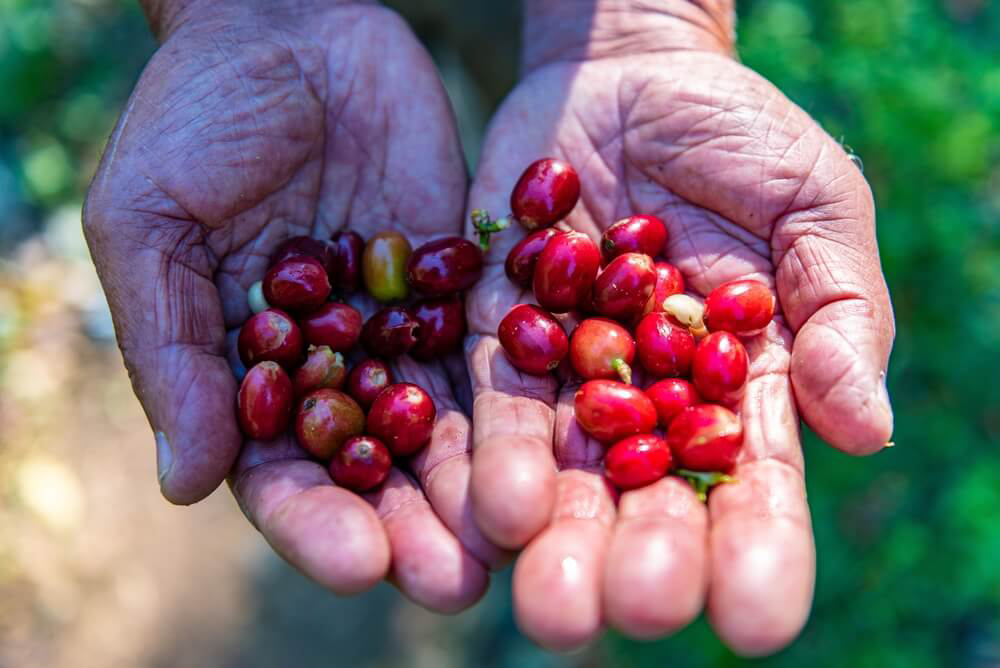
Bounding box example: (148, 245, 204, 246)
(83, 186, 241, 505)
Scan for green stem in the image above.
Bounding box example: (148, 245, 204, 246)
(471, 208, 512, 252)
(674, 469, 737, 502)
(611, 358, 632, 384)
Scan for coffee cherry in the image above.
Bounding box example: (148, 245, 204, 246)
(605, 434, 672, 490)
(643, 262, 684, 315)
(635, 312, 696, 378)
(237, 308, 304, 369)
(600, 215, 668, 263)
(345, 358, 393, 409)
(263, 256, 331, 312)
(361, 306, 420, 358)
(362, 231, 412, 302)
(407, 236, 483, 295)
(510, 158, 580, 230)
(293, 346, 347, 396)
(692, 331, 748, 402)
(505, 228, 562, 288)
(295, 389, 365, 460)
(569, 318, 635, 383)
(409, 295, 466, 361)
(574, 380, 657, 443)
(366, 383, 436, 457)
(646, 378, 700, 429)
(703, 279, 776, 336)
(329, 230, 365, 294)
(592, 252, 656, 321)
(299, 302, 362, 352)
(329, 436, 391, 492)
(497, 304, 569, 375)
(270, 236, 336, 277)
(237, 361, 293, 440)
(533, 231, 600, 313)
(667, 404, 742, 472)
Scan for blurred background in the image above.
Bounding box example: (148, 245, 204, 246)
(0, 0, 998, 666)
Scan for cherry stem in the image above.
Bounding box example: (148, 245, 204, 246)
(674, 469, 737, 502)
(611, 358, 632, 384)
(471, 208, 512, 252)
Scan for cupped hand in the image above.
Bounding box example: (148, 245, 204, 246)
(84, 1, 504, 611)
(466, 3, 894, 654)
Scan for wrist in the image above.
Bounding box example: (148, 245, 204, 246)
(521, 0, 735, 72)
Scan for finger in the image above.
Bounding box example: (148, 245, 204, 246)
(603, 477, 708, 638)
(467, 334, 559, 549)
(706, 332, 815, 656)
(367, 469, 489, 614)
(83, 202, 240, 505)
(512, 469, 616, 651)
(230, 436, 391, 594)
(394, 356, 511, 570)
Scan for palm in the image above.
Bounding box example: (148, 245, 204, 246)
(466, 51, 893, 651)
(85, 5, 500, 611)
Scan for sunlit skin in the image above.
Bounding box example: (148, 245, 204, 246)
(465, 0, 893, 653)
(84, 2, 502, 613)
(84, 0, 895, 652)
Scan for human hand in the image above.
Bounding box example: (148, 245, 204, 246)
(84, 0, 503, 611)
(465, 0, 894, 653)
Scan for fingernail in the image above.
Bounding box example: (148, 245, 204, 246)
(876, 371, 894, 442)
(155, 430, 174, 485)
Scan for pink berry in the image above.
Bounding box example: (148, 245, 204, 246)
(634, 312, 696, 378)
(574, 380, 657, 444)
(692, 331, 748, 402)
(533, 231, 600, 313)
(600, 215, 668, 264)
(667, 404, 743, 472)
(605, 434, 672, 490)
(591, 252, 656, 321)
(646, 378, 701, 429)
(569, 318, 635, 383)
(703, 279, 776, 336)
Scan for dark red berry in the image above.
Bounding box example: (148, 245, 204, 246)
(345, 358, 394, 409)
(533, 231, 600, 313)
(692, 331, 748, 402)
(299, 302, 363, 351)
(270, 236, 336, 277)
(569, 318, 635, 383)
(237, 361, 293, 440)
(703, 279, 776, 336)
(505, 228, 562, 288)
(605, 434, 672, 490)
(237, 308, 303, 369)
(574, 380, 657, 443)
(600, 215, 668, 264)
(366, 383, 436, 457)
(497, 304, 569, 375)
(263, 256, 331, 312)
(667, 404, 743, 472)
(510, 158, 580, 230)
(329, 436, 391, 492)
(406, 236, 483, 295)
(329, 230, 365, 294)
(409, 295, 467, 361)
(592, 252, 656, 321)
(635, 312, 696, 378)
(361, 306, 420, 358)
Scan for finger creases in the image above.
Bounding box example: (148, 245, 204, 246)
(603, 477, 709, 638)
(512, 469, 615, 652)
(706, 458, 815, 657)
(468, 335, 559, 549)
(230, 457, 391, 595)
(367, 469, 489, 614)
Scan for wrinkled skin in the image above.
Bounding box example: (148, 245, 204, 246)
(83, 2, 505, 612)
(466, 3, 894, 655)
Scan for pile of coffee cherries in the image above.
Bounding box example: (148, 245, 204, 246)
(235, 229, 485, 492)
(492, 158, 776, 499)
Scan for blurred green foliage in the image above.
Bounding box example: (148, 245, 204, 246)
(1, 0, 998, 666)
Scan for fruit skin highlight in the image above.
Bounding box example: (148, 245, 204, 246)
(601, 215, 668, 263)
(635, 312, 696, 378)
(406, 236, 483, 295)
(263, 256, 332, 312)
(569, 317, 635, 383)
(592, 252, 656, 322)
(329, 436, 391, 492)
(497, 304, 569, 375)
(294, 388, 365, 460)
(574, 379, 657, 443)
(362, 231, 412, 302)
(237, 308, 303, 369)
(667, 404, 743, 472)
(505, 228, 561, 288)
(533, 231, 601, 313)
(691, 331, 749, 402)
(703, 279, 776, 336)
(605, 434, 672, 490)
(237, 361, 294, 440)
(510, 158, 580, 230)
(366, 383, 436, 456)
